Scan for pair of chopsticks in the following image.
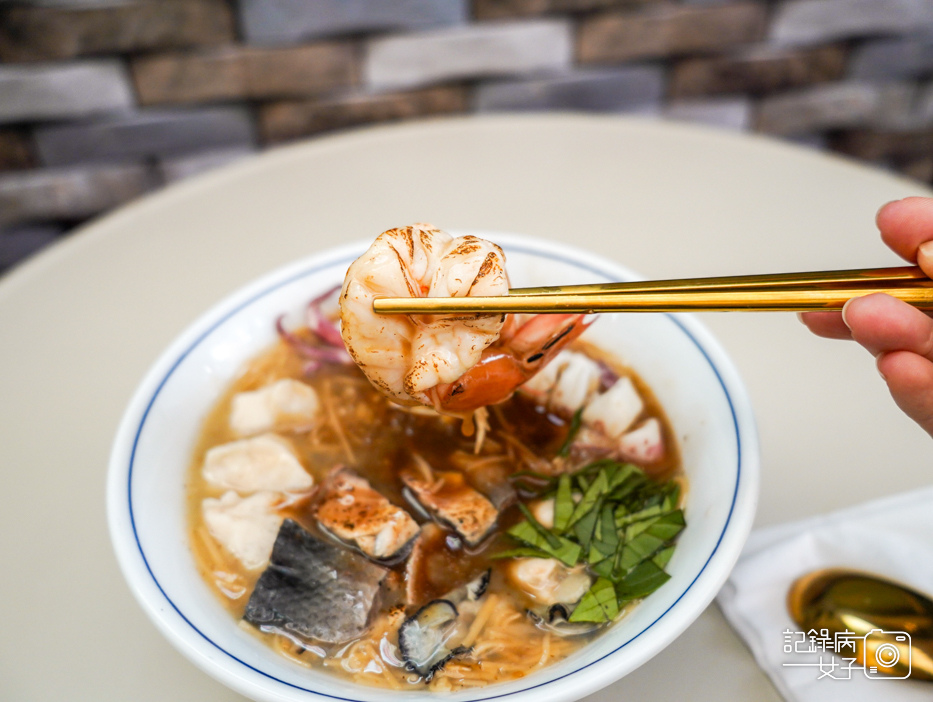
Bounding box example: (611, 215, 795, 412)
(372, 266, 933, 314)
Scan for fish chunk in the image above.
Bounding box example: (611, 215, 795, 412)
(230, 378, 320, 437)
(582, 376, 643, 439)
(245, 519, 388, 644)
(401, 470, 498, 546)
(314, 467, 419, 561)
(203, 433, 313, 492)
(202, 491, 284, 570)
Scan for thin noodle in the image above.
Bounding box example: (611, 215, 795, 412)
(536, 633, 551, 668)
(462, 594, 499, 647)
(196, 526, 226, 568)
(322, 379, 356, 465)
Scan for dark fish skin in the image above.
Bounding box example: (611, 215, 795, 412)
(245, 519, 388, 644)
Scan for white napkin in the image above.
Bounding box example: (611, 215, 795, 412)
(717, 486, 933, 701)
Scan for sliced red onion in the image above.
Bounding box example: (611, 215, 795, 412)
(306, 285, 346, 348)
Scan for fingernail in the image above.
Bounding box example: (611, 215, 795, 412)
(841, 298, 854, 329)
(875, 353, 887, 381)
(919, 240, 933, 260)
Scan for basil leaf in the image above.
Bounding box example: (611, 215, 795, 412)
(567, 470, 609, 529)
(557, 408, 584, 457)
(572, 503, 600, 552)
(489, 547, 552, 560)
(507, 520, 581, 567)
(616, 561, 671, 599)
(518, 502, 562, 550)
(553, 473, 574, 534)
(569, 577, 619, 623)
(617, 532, 667, 571)
(615, 503, 663, 529)
(648, 509, 686, 541)
(662, 482, 681, 512)
(652, 546, 675, 569)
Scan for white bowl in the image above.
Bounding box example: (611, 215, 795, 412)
(107, 233, 759, 702)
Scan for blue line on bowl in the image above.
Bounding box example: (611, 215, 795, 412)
(127, 244, 742, 701)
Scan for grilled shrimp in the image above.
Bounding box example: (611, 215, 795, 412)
(340, 224, 590, 413)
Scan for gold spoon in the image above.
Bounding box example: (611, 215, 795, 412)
(787, 568, 933, 681)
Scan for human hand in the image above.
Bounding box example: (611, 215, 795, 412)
(799, 197, 933, 437)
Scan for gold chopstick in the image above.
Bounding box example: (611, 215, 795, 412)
(371, 266, 933, 314)
(508, 265, 929, 296)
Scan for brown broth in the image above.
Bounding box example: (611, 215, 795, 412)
(187, 336, 682, 690)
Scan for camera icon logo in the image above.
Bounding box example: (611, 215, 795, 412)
(862, 629, 911, 679)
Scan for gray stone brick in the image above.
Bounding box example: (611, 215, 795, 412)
(132, 42, 357, 105)
(157, 147, 255, 183)
(849, 35, 933, 80)
(0, 129, 35, 170)
(0, 223, 62, 272)
(770, 0, 933, 47)
(34, 107, 256, 166)
(915, 81, 933, 128)
(474, 0, 663, 19)
(756, 81, 913, 135)
(669, 45, 847, 98)
(366, 19, 572, 90)
(832, 128, 933, 161)
(0, 61, 134, 124)
(0, 164, 158, 227)
(578, 3, 766, 63)
(664, 97, 752, 131)
(259, 86, 468, 142)
(240, 0, 467, 44)
(872, 83, 933, 131)
(0, 0, 235, 62)
(475, 66, 663, 112)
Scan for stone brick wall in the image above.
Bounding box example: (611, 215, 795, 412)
(2, 0, 933, 272)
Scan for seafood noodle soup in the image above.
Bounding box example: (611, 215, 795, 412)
(187, 225, 686, 691)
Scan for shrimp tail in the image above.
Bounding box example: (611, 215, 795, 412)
(435, 314, 592, 413)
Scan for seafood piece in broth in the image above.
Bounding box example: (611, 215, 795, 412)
(339, 224, 589, 414)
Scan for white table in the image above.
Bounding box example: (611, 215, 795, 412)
(2, 115, 930, 701)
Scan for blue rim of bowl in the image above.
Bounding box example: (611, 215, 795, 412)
(126, 243, 743, 701)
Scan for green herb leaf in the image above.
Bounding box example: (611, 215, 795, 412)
(569, 577, 619, 623)
(616, 561, 671, 599)
(652, 546, 675, 569)
(557, 408, 584, 457)
(617, 532, 667, 572)
(648, 509, 686, 541)
(553, 474, 574, 534)
(572, 504, 600, 552)
(567, 470, 609, 530)
(507, 520, 581, 567)
(662, 482, 681, 512)
(517, 502, 563, 550)
(489, 547, 552, 560)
